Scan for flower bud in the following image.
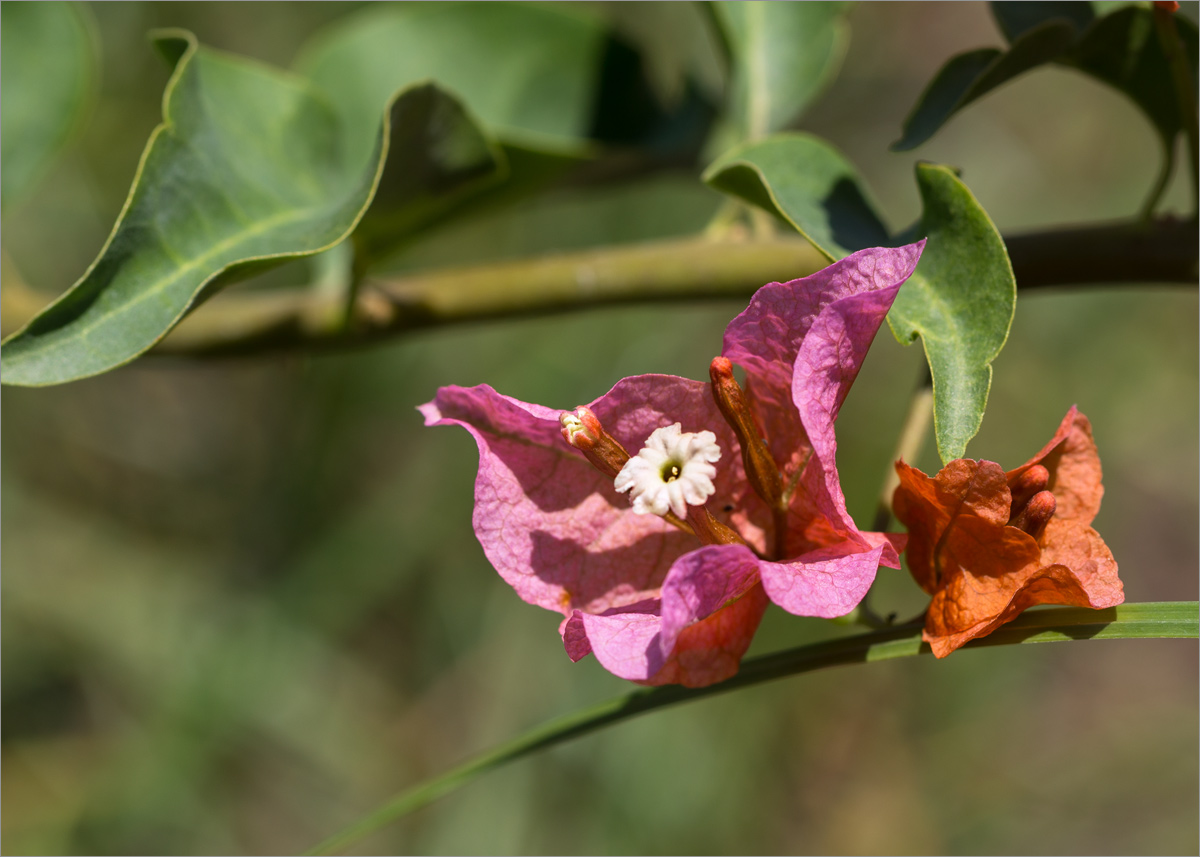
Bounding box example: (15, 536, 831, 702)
(709, 357, 784, 509)
(1011, 490, 1056, 538)
(1008, 464, 1050, 519)
(560, 406, 630, 479)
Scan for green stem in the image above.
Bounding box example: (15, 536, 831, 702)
(1139, 139, 1175, 221)
(338, 241, 367, 333)
(855, 365, 932, 632)
(703, 198, 745, 239)
(306, 601, 1197, 856)
(306, 241, 356, 334)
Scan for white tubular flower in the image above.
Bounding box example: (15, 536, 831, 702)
(613, 423, 721, 518)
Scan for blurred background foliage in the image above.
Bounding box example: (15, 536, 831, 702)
(2, 2, 1197, 854)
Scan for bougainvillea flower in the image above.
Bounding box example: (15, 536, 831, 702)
(421, 243, 924, 687)
(893, 407, 1124, 658)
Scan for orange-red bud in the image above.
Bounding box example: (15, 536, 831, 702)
(709, 357, 784, 509)
(1008, 464, 1050, 518)
(560, 406, 630, 479)
(1011, 490, 1056, 538)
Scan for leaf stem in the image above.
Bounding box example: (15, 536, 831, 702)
(1139, 139, 1176, 221)
(338, 240, 367, 333)
(703, 198, 745, 239)
(306, 601, 1197, 855)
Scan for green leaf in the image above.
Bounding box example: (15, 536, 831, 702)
(890, 164, 1016, 463)
(1, 32, 501, 387)
(990, 1, 1095, 43)
(702, 133, 889, 261)
(294, 2, 606, 158)
(704, 135, 1014, 462)
(591, 2, 725, 108)
(344, 86, 504, 264)
(892, 21, 1078, 152)
(306, 601, 1199, 855)
(292, 2, 606, 262)
(1067, 6, 1200, 149)
(711, 1, 850, 140)
(0, 1, 96, 211)
(1089, 1, 1144, 17)
(897, 2, 1198, 154)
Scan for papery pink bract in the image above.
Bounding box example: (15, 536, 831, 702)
(421, 242, 924, 687)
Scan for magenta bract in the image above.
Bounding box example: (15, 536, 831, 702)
(421, 243, 925, 687)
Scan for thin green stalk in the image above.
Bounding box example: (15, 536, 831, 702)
(306, 241, 356, 334)
(851, 364, 934, 631)
(703, 198, 745, 238)
(338, 238, 369, 332)
(871, 364, 933, 535)
(1139, 139, 1175, 221)
(306, 601, 1197, 856)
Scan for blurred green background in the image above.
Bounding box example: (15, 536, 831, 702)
(3, 2, 1196, 854)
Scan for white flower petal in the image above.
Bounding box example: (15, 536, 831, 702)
(612, 423, 722, 518)
(666, 480, 687, 518)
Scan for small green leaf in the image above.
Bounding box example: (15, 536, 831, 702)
(889, 164, 1016, 463)
(711, 1, 850, 140)
(990, 1, 1095, 43)
(702, 133, 889, 261)
(1067, 6, 1199, 149)
(1088, 1, 1143, 17)
(898, 2, 1197, 155)
(892, 21, 1077, 152)
(704, 135, 1014, 462)
(1, 1, 97, 211)
(1, 33, 501, 386)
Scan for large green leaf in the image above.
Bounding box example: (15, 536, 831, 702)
(591, 2, 725, 108)
(704, 136, 1015, 462)
(892, 21, 1078, 152)
(344, 86, 504, 264)
(711, 1, 850, 140)
(894, 2, 1198, 154)
(890, 164, 1016, 462)
(702, 133, 889, 260)
(0, 1, 96, 210)
(292, 2, 606, 261)
(294, 2, 605, 159)
(1, 32, 501, 387)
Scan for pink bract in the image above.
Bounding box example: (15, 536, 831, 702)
(421, 242, 925, 687)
